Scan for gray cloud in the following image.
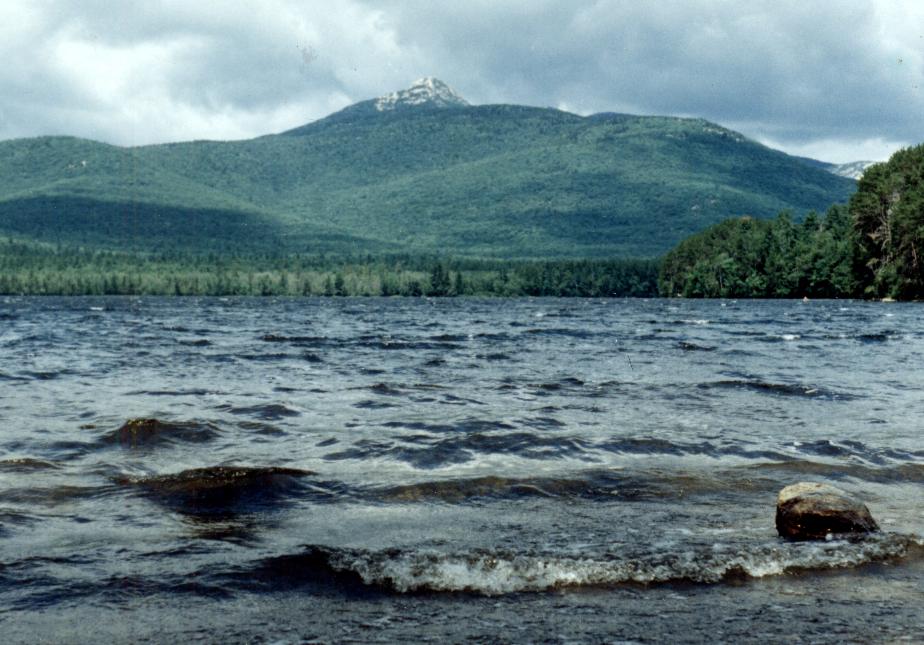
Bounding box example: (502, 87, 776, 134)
(0, 0, 920, 161)
(367, 0, 921, 160)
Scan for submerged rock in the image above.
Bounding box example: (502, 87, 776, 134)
(776, 482, 879, 541)
(116, 466, 314, 513)
(103, 418, 220, 447)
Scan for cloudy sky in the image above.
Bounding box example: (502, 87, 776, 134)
(1, 1, 920, 162)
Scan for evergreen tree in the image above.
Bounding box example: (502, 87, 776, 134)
(333, 273, 346, 296)
(428, 262, 451, 296)
(452, 272, 465, 296)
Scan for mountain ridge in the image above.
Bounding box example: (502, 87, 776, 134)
(0, 79, 857, 258)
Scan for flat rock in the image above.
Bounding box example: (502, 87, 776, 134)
(776, 482, 879, 541)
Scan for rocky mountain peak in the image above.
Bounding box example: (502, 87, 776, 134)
(829, 160, 877, 180)
(374, 77, 469, 111)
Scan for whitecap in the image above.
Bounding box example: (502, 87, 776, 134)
(322, 533, 923, 595)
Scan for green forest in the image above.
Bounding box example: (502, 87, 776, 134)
(659, 144, 924, 300)
(1, 144, 920, 299)
(0, 104, 853, 261)
(0, 242, 659, 297)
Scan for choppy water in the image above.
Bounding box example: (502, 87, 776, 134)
(2, 297, 923, 643)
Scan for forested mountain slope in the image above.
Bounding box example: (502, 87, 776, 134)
(0, 78, 856, 258)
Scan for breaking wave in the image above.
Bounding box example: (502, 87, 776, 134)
(290, 534, 924, 595)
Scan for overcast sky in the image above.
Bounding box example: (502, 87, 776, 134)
(1, 1, 920, 162)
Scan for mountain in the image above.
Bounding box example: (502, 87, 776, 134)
(828, 160, 878, 180)
(796, 155, 878, 180)
(372, 76, 470, 111)
(0, 79, 856, 258)
(306, 77, 469, 126)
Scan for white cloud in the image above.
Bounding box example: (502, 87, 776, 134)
(0, 0, 423, 143)
(755, 135, 906, 165)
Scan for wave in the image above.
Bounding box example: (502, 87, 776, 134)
(1, 565, 234, 609)
(597, 437, 792, 462)
(379, 474, 600, 503)
(0, 458, 59, 472)
(276, 535, 924, 595)
(428, 334, 470, 342)
(0, 370, 68, 381)
(380, 419, 517, 434)
(177, 338, 212, 347)
(524, 327, 597, 339)
(220, 403, 301, 420)
(678, 341, 717, 352)
(698, 380, 855, 400)
(321, 429, 819, 469)
(72, 534, 921, 600)
(353, 399, 399, 409)
(857, 332, 901, 343)
(753, 459, 924, 483)
(125, 388, 215, 397)
(356, 337, 464, 351)
(99, 418, 221, 447)
(237, 352, 299, 362)
(474, 332, 514, 341)
(260, 333, 328, 346)
(323, 432, 589, 469)
(0, 483, 116, 507)
(373, 468, 778, 504)
(367, 382, 405, 396)
(0, 372, 30, 382)
(475, 352, 512, 361)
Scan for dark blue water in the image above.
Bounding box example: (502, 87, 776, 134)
(1, 297, 923, 643)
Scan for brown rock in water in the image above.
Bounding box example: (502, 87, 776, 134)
(116, 466, 314, 512)
(776, 482, 879, 541)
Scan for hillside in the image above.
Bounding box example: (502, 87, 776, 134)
(0, 78, 856, 258)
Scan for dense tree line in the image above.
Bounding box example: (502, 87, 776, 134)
(0, 242, 658, 297)
(659, 207, 857, 298)
(660, 144, 924, 299)
(850, 144, 924, 299)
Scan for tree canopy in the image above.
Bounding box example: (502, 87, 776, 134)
(850, 144, 924, 299)
(660, 144, 923, 300)
(658, 206, 857, 298)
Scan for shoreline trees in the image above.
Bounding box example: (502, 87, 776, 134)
(659, 144, 923, 300)
(0, 243, 659, 297)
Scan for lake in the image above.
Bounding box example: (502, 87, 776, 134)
(1, 296, 923, 643)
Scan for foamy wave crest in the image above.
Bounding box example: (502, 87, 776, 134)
(318, 534, 923, 595)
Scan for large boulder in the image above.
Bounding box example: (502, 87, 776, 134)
(776, 482, 879, 540)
